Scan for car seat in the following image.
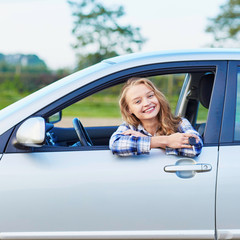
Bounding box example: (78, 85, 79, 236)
(196, 73, 215, 137)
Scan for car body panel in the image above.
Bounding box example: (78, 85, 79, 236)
(0, 147, 217, 239)
(1, 49, 240, 239)
(217, 146, 240, 236)
(216, 61, 240, 239)
(0, 230, 214, 240)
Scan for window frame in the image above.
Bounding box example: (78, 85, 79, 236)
(220, 61, 240, 144)
(6, 60, 228, 153)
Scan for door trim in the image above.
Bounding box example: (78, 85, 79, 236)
(0, 230, 214, 240)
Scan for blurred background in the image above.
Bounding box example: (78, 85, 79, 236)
(0, 0, 238, 124)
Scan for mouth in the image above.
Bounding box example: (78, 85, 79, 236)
(143, 106, 155, 113)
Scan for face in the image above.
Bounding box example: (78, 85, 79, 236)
(126, 83, 160, 123)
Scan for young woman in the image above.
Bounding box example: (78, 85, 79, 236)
(109, 77, 203, 157)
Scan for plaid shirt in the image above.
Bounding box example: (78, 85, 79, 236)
(109, 118, 203, 157)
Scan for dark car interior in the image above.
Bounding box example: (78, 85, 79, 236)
(187, 72, 215, 136)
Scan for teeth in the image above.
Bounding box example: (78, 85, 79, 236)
(145, 107, 154, 112)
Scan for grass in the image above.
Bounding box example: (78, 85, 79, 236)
(63, 96, 121, 118)
(0, 90, 28, 110)
(1, 91, 208, 122)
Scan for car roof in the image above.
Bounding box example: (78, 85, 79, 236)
(1, 48, 240, 134)
(103, 48, 240, 65)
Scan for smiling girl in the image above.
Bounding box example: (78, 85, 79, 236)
(109, 77, 203, 157)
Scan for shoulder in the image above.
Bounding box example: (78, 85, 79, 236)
(112, 122, 137, 135)
(179, 117, 191, 126)
(178, 117, 196, 132)
(117, 122, 135, 131)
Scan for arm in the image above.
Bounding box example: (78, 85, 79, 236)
(150, 133, 195, 149)
(150, 118, 203, 157)
(109, 123, 151, 156)
(176, 118, 203, 157)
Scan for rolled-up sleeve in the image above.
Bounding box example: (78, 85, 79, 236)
(109, 124, 151, 156)
(177, 118, 203, 157)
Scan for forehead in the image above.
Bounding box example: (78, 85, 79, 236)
(126, 83, 153, 100)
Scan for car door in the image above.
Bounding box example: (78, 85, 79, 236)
(216, 61, 240, 239)
(0, 61, 227, 240)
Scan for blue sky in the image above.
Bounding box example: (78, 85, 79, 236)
(0, 0, 226, 69)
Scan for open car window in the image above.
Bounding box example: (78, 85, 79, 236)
(45, 70, 214, 149)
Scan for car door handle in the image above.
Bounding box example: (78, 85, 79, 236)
(164, 163, 212, 173)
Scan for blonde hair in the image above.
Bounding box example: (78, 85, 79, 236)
(119, 77, 181, 135)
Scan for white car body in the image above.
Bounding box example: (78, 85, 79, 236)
(0, 49, 240, 240)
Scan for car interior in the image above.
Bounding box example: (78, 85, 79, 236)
(44, 71, 215, 150)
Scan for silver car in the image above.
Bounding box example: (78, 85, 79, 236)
(0, 49, 239, 240)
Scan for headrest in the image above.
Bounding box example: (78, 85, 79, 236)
(199, 73, 214, 109)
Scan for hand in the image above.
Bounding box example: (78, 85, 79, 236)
(167, 133, 199, 149)
(122, 129, 146, 137)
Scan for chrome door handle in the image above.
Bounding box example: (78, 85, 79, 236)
(164, 163, 212, 173)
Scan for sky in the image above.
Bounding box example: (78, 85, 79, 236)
(0, 0, 227, 70)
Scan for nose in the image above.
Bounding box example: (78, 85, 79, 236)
(142, 97, 150, 106)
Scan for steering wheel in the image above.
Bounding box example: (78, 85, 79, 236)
(72, 118, 93, 146)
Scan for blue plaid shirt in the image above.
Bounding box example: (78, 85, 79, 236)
(109, 118, 203, 157)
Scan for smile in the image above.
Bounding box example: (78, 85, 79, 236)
(143, 106, 155, 113)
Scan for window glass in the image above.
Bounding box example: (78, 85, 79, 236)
(234, 69, 240, 141)
(197, 103, 208, 124)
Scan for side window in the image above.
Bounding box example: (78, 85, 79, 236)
(55, 84, 124, 128)
(234, 68, 240, 141)
(149, 74, 185, 114)
(55, 74, 185, 129)
(46, 70, 215, 149)
(175, 71, 215, 137)
(196, 73, 215, 127)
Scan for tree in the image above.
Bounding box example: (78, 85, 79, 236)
(68, 0, 146, 69)
(206, 0, 240, 47)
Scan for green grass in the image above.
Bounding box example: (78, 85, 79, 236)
(197, 104, 208, 122)
(62, 94, 182, 119)
(0, 90, 28, 110)
(1, 91, 208, 122)
(63, 96, 121, 118)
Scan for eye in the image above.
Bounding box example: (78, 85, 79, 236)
(148, 93, 154, 98)
(135, 100, 141, 104)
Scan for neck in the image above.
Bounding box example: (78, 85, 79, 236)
(141, 118, 159, 136)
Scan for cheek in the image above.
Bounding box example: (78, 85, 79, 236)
(127, 104, 134, 114)
(128, 105, 140, 115)
(154, 98, 160, 106)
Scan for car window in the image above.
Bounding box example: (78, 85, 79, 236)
(55, 74, 185, 128)
(234, 68, 240, 141)
(55, 84, 124, 128)
(46, 70, 215, 149)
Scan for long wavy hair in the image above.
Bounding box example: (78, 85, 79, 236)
(119, 77, 181, 135)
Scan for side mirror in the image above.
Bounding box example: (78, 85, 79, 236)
(48, 111, 62, 124)
(16, 117, 45, 148)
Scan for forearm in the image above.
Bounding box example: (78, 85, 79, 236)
(150, 132, 200, 150)
(150, 135, 169, 149)
(110, 134, 151, 156)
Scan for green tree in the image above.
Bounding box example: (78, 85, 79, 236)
(206, 0, 240, 47)
(68, 0, 146, 69)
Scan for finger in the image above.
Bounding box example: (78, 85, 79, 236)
(181, 144, 192, 149)
(122, 130, 132, 135)
(183, 133, 193, 137)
